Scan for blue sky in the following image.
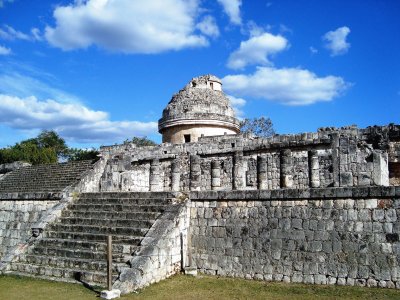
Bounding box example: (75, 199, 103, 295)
(0, 0, 398, 148)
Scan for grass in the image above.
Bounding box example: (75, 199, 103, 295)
(1, 274, 400, 300)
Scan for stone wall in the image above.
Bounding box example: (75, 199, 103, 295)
(189, 186, 400, 288)
(74, 158, 106, 193)
(99, 125, 399, 193)
(161, 124, 238, 144)
(0, 194, 59, 262)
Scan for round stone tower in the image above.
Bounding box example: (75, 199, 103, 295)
(158, 74, 240, 144)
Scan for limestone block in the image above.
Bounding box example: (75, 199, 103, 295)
(373, 151, 389, 186)
(340, 172, 353, 187)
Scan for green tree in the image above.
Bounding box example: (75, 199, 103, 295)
(239, 117, 275, 137)
(66, 148, 100, 162)
(0, 139, 57, 165)
(0, 130, 70, 165)
(128, 136, 158, 147)
(36, 130, 68, 160)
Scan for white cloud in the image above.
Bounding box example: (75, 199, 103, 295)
(0, 45, 11, 55)
(0, 94, 157, 143)
(30, 28, 42, 41)
(323, 26, 351, 56)
(0, 71, 81, 103)
(217, 0, 242, 25)
(0, 25, 41, 41)
(309, 46, 318, 54)
(227, 95, 246, 117)
(223, 66, 349, 105)
(227, 32, 288, 69)
(45, 0, 209, 53)
(0, 25, 30, 40)
(196, 15, 219, 38)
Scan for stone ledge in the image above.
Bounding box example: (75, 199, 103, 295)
(0, 192, 63, 200)
(191, 186, 400, 201)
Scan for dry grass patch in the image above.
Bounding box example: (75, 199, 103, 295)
(1, 274, 400, 300)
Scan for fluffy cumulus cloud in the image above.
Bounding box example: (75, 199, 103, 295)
(227, 95, 246, 118)
(323, 26, 351, 56)
(227, 32, 288, 69)
(0, 94, 157, 143)
(196, 15, 219, 38)
(223, 67, 349, 105)
(217, 0, 242, 25)
(0, 45, 11, 55)
(45, 0, 210, 53)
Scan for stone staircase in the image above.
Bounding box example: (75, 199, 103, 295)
(8, 192, 175, 286)
(0, 160, 94, 193)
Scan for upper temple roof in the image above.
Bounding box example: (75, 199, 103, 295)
(158, 74, 240, 132)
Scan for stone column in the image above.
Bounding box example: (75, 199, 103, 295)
(373, 151, 389, 186)
(211, 160, 221, 190)
(308, 150, 320, 188)
(280, 149, 293, 188)
(233, 151, 245, 190)
(190, 155, 201, 191)
(171, 159, 181, 192)
(149, 159, 163, 191)
(329, 132, 340, 187)
(338, 136, 354, 187)
(257, 155, 268, 190)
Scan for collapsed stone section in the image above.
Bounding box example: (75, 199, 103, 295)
(100, 124, 400, 193)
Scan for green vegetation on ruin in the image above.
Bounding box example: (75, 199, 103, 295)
(1, 274, 400, 300)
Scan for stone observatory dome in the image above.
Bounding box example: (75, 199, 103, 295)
(158, 74, 241, 144)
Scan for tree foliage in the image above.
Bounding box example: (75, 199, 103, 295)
(36, 130, 68, 158)
(66, 148, 100, 162)
(128, 136, 158, 147)
(0, 138, 58, 165)
(239, 117, 275, 138)
(0, 130, 98, 165)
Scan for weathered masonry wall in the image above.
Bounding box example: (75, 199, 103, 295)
(99, 124, 400, 193)
(0, 194, 59, 261)
(114, 201, 190, 294)
(189, 187, 400, 288)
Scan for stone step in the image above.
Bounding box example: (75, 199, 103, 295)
(36, 238, 136, 255)
(61, 210, 161, 220)
(0, 160, 94, 193)
(57, 217, 155, 228)
(5, 191, 173, 286)
(80, 191, 177, 199)
(30, 246, 126, 262)
(67, 203, 168, 213)
(48, 224, 148, 236)
(8, 264, 119, 286)
(45, 230, 144, 244)
(17, 254, 122, 273)
(75, 197, 172, 206)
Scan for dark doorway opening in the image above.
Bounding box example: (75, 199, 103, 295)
(184, 134, 191, 143)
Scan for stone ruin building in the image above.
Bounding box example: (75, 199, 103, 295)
(0, 74, 399, 294)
